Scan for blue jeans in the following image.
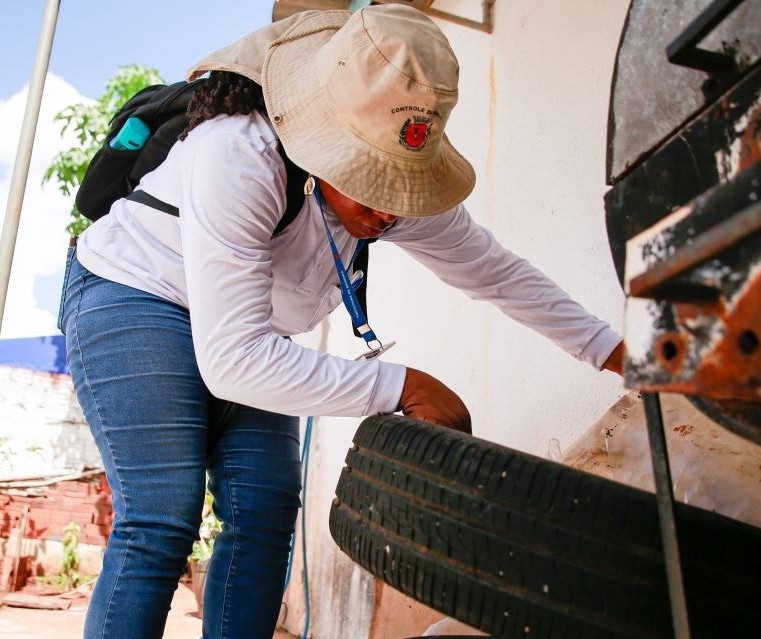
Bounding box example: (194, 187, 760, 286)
(59, 248, 302, 639)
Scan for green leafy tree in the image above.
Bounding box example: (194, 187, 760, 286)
(43, 64, 164, 236)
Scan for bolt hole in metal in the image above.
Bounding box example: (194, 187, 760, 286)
(662, 340, 680, 361)
(738, 329, 758, 354)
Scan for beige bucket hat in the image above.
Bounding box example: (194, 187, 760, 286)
(187, 4, 475, 217)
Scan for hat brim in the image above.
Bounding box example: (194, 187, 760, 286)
(261, 12, 475, 217)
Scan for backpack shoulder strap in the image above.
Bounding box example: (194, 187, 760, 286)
(127, 141, 308, 236)
(272, 143, 308, 237)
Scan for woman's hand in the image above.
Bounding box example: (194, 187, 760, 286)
(398, 368, 472, 434)
(602, 341, 625, 375)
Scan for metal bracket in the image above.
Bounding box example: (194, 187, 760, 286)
(666, 0, 744, 73)
(628, 200, 761, 299)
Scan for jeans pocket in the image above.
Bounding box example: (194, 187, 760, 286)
(57, 244, 76, 334)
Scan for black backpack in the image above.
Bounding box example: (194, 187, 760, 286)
(76, 79, 307, 235)
(76, 79, 372, 333)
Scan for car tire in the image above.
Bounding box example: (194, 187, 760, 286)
(329, 415, 761, 638)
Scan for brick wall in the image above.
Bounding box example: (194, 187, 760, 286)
(0, 474, 112, 547)
(0, 364, 114, 583)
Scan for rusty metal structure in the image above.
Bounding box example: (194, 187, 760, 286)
(606, 0, 760, 440)
(606, 0, 760, 442)
(605, 1, 760, 636)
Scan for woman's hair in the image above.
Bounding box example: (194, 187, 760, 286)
(179, 71, 267, 140)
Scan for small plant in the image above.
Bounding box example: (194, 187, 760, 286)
(0, 436, 17, 468)
(188, 491, 221, 615)
(0, 439, 46, 472)
(189, 491, 222, 564)
(38, 522, 92, 591)
(60, 522, 82, 589)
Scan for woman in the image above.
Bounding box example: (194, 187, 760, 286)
(59, 5, 622, 639)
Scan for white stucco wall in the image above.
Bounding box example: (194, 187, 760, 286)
(0, 365, 98, 480)
(283, 1, 632, 637)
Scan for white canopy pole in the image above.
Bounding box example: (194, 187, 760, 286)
(0, 0, 61, 334)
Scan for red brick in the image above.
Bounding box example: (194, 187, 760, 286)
(38, 513, 80, 527)
(60, 491, 87, 500)
(82, 524, 110, 546)
(56, 481, 91, 492)
(32, 500, 63, 510)
(98, 475, 112, 494)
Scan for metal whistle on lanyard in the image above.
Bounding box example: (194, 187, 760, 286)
(304, 176, 396, 361)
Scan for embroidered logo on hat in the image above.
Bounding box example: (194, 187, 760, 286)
(399, 116, 432, 152)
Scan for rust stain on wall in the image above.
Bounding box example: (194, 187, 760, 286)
(482, 54, 497, 229)
(487, 56, 497, 176)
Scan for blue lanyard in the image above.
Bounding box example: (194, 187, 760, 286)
(311, 180, 379, 348)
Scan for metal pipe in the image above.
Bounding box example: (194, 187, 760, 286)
(643, 392, 692, 639)
(666, 0, 743, 72)
(0, 0, 61, 335)
(628, 200, 761, 298)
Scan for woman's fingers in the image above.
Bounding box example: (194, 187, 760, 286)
(398, 368, 472, 434)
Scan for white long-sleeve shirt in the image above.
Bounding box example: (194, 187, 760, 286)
(76, 112, 620, 417)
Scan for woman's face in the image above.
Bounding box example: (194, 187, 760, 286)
(317, 180, 397, 239)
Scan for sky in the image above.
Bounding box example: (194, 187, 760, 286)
(0, 1, 273, 337)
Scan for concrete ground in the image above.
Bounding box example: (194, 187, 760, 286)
(0, 582, 297, 638)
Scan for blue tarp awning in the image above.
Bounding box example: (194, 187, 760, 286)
(0, 335, 68, 374)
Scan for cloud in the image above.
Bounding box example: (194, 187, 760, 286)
(0, 74, 91, 338)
